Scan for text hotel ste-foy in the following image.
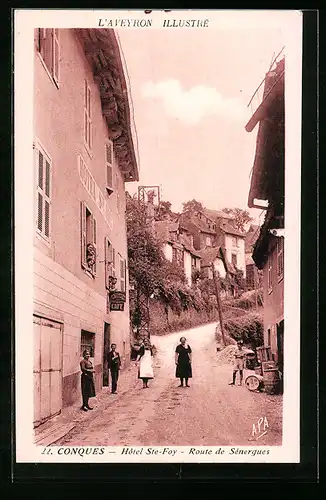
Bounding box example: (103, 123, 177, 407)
(98, 18, 210, 28)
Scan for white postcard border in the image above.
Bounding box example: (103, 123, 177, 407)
(14, 9, 302, 464)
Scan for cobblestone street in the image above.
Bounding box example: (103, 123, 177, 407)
(55, 323, 282, 447)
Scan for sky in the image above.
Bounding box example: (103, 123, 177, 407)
(117, 11, 295, 225)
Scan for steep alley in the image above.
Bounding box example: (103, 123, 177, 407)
(55, 323, 282, 447)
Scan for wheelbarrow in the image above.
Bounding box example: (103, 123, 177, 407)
(244, 358, 281, 393)
(244, 371, 264, 391)
(243, 350, 264, 391)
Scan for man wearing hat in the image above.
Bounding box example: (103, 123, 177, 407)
(229, 340, 245, 386)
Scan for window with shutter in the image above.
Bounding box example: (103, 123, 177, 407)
(37, 29, 60, 86)
(81, 201, 87, 269)
(37, 193, 43, 232)
(105, 237, 111, 289)
(84, 80, 92, 151)
(268, 255, 273, 293)
(119, 255, 125, 292)
(35, 145, 52, 241)
(105, 141, 114, 195)
(81, 202, 97, 277)
(277, 237, 284, 282)
(112, 248, 116, 278)
(52, 29, 60, 84)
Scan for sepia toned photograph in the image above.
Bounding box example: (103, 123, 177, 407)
(14, 9, 302, 463)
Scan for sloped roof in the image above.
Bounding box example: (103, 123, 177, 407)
(245, 254, 255, 266)
(76, 29, 139, 182)
(198, 246, 237, 275)
(179, 234, 201, 258)
(220, 222, 245, 238)
(225, 259, 237, 275)
(245, 224, 260, 252)
(203, 208, 234, 221)
(154, 220, 201, 258)
(153, 220, 179, 243)
(179, 212, 217, 234)
(246, 57, 285, 208)
(197, 247, 224, 267)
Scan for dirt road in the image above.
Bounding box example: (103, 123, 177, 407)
(56, 323, 282, 447)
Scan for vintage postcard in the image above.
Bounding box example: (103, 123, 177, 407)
(14, 9, 302, 464)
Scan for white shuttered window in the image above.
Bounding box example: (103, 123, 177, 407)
(118, 253, 126, 292)
(38, 28, 60, 85)
(84, 80, 92, 150)
(105, 141, 114, 194)
(81, 201, 97, 277)
(36, 145, 52, 240)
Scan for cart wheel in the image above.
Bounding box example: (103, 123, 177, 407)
(245, 375, 260, 391)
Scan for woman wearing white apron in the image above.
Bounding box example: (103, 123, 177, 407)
(136, 338, 154, 389)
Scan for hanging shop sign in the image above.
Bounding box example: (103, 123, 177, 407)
(109, 291, 126, 311)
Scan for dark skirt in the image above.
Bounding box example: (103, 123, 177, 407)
(176, 362, 192, 379)
(81, 373, 96, 398)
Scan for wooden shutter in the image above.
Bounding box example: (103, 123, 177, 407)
(42, 29, 53, 73)
(44, 158, 51, 238)
(36, 148, 51, 238)
(45, 159, 50, 196)
(44, 201, 50, 237)
(119, 255, 125, 292)
(37, 192, 43, 232)
(84, 80, 91, 148)
(81, 201, 87, 269)
(112, 248, 116, 278)
(92, 216, 97, 275)
(104, 237, 111, 289)
(37, 150, 44, 232)
(38, 28, 46, 57)
(106, 142, 113, 191)
(52, 29, 59, 84)
(38, 151, 44, 189)
(84, 110, 88, 146)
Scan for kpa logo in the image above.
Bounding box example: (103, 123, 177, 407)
(252, 416, 269, 439)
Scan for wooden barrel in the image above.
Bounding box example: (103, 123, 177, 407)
(263, 368, 280, 394)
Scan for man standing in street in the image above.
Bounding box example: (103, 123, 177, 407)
(229, 340, 245, 386)
(108, 343, 121, 394)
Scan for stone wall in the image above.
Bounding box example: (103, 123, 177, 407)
(148, 299, 217, 336)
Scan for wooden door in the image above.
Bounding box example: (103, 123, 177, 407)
(33, 316, 62, 427)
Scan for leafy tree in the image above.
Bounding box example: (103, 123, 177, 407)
(155, 200, 174, 221)
(182, 199, 204, 213)
(126, 194, 207, 330)
(126, 194, 164, 297)
(221, 207, 254, 232)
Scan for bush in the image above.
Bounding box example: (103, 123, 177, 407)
(222, 288, 263, 310)
(223, 311, 264, 349)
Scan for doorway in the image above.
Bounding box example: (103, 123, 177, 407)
(33, 315, 63, 428)
(103, 322, 110, 386)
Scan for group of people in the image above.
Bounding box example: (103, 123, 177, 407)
(79, 336, 193, 411)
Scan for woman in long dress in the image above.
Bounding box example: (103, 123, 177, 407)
(136, 338, 154, 389)
(175, 336, 192, 387)
(80, 349, 96, 411)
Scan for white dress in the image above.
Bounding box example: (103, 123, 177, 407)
(139, 348, 154, 379)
